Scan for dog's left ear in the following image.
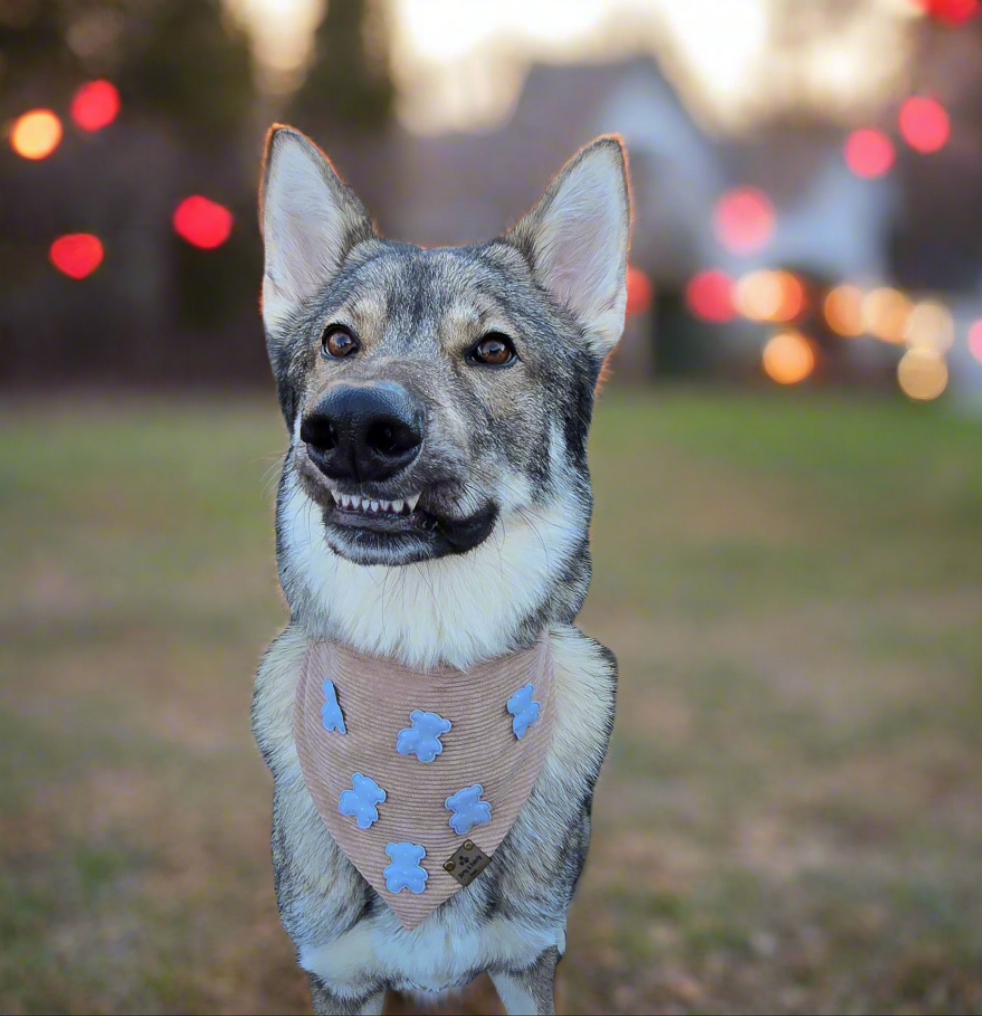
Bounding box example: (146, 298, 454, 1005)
(507, 136, 631, 356)
(259, 124, 375, 335)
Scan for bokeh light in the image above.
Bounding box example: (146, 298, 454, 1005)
(686, 269, 735, 322)
(824, 285, 865, 337)
(70, 81, 121, 132)
(49, 234, 104, 279)
(10, 110, 63, 160)
(916, 0, 979, 25)
(762, 331, 816, 385)
(967, 321, 982, 364)
(734, 270, 804, 322)
(844, 129, 895, 178)
(714, 187, 774, 255)
(862, 287, 912, 342)
(173, 196, 234, 249)
(904, 300, 954, 352)
(625, 265, 653, 317)
(899, 96, 950, 153)
(897, 347, 948, 400)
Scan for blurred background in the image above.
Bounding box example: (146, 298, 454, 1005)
(2, 1, 981, 1014)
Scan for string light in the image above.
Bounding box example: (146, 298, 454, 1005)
(899, 96, 950, 153)
(625, 265, 653, 316)
(967, 321, 982, 364)
(904, 300, 954, 353)
(897, 348, 948, 400)
(71, 81, 120, 132)
(863, 288, 912, 343)
(734, 270, 804, 322)
(844, 129, 895, 178)
(173, 196, 233, 249)
(762, 331, 816, 384)
(824, 285, 865, 337)
(10, 110, 62, 160)
(49, 234, 104, 279)
(686, 270, 735, 322)
(714, 188, 774, 255)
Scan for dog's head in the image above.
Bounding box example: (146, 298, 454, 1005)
(260, 127, 630, 664)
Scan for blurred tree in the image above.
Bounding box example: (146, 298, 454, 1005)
(287, 0, 395, 133)
(114, 0, 254, 149)
(0, 2, 78, 109)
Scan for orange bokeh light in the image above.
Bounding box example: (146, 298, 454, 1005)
(899, 96, 950, 154)
(824, 285, 865, 337)
(49, 234, 104, 279)
(71, 80, 120, 132)
(734, 270, 804, 323)
(173, 196, 234, 249)
(686, 270, 735, 323)
(762, 331, 816, 385)
(10, 109, 63, 160)
(714, 187, 774, 255)
(844, 129, 895, 178)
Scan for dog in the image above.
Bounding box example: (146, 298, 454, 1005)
(252, 124, 629, 1016)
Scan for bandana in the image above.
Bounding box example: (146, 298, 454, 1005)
(294, 633, 555, 929)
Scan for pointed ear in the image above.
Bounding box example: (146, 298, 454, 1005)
(507, 136, 631, 356)
(259, 125, 374, 334)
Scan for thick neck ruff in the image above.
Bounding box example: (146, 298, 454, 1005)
(294, 633, 555, 929)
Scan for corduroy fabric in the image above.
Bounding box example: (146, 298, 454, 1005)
(294, 634, 555, 929)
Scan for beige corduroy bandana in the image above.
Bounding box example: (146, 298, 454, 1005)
(294, 633, 555, 929)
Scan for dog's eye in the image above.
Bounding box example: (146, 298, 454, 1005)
(322, 325, 358, 359)
(469, 333, 517, 367)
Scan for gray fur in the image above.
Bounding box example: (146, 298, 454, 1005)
(252, 126, 627, 1014)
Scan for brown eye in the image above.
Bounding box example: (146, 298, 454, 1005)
(323, 325, 358, 358)
(470, 333, 517, 367)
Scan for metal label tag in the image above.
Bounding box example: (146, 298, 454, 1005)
(443, 840, 491, 887)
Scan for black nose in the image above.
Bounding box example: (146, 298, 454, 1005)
(300, 382, 423, 484)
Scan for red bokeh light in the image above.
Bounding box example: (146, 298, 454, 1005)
(625, 265, 653, 316)
(173, 196, 233, 249)
(686, 270, 735, 323)
(50, 234, 104, 279)
(714, 187, 774, 255)
(899, 96, 950, 153)
(917, 0, 978, 24)
(844, 129, 895, 178)
(70, 80, 120, 132)
(968, 321, 982, 363)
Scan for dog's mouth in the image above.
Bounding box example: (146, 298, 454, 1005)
(316, 484, 498, 565)
(326, 488, 429, 533)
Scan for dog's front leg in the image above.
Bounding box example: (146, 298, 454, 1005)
(307, 974, 385, 1016)
(489, 946, 559, 1016)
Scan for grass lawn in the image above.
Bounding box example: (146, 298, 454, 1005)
(1, 389, 980, 1015)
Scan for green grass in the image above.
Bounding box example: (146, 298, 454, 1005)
(1, 389, 980, 1015)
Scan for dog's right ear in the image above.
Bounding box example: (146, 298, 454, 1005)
(259, 125, 374, 335)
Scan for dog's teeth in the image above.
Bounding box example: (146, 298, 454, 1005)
(331, 489, 341, 504)
(391, 499, 404, 513)
(379, 500, 391, 511)
(406, 493, 420, 512)
(369, 500, 379, 512)
(340, 495, 350, 508)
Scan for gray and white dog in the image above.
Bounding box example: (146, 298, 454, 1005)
(252, 125, 629, 1016)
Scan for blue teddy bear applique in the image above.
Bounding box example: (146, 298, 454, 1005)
(445, 784, 492, 836)
(384, 842, 428, 894)
(506, 683, 541, 739)
(338, 772, 386, 829)
(321, 679, 346, 734)
(396, 709, 451, 763)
